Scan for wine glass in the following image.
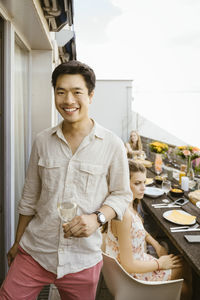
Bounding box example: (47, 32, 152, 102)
(162, 180, 171, 195)
(57, 202, 77, 223)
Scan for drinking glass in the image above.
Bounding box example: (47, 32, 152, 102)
(57, 202, 77, 223)
(162, 180, 171, 195)
(154, 154, 163, 175)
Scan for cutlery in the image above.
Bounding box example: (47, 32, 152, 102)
(170, 223, 199, 232)
(170, 226, 190, 230)
(152, 203, 178, 206)
(171, 228, 200, 233)
(170, 223, 199, 230)
(152, 204, 180, 208)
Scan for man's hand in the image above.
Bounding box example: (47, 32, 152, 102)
(7, 242, 19, 267)
(63, 214, 100, 238)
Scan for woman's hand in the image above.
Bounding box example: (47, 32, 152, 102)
(158, 254, 182, 270)
(7, 242, 19, 267)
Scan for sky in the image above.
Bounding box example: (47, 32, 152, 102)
(73, 0, 200, 147)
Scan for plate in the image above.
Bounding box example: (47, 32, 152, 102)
(163, 210, 196, 225)
(145, 178, 154, 186)
(144, 187, 164, 198)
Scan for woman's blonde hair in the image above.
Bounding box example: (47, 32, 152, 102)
(129, 130, 143, 151)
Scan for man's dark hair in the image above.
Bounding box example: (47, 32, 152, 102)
(51, 60, 96, 95)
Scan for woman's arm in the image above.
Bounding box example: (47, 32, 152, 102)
(145, 232, 168, 257)
(114, 211, 181, 274)
(125, 143, 133, 155)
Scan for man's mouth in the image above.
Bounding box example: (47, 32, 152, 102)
(63, 108, 78, 112)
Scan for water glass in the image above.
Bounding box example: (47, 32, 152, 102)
(162, 180, 171, 195)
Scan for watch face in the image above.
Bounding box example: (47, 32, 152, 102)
(99, 213, 106, 223)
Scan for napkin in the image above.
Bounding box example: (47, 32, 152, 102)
(188, 190, 200, 205)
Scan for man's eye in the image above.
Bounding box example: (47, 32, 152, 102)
(57, 92, 64, 95)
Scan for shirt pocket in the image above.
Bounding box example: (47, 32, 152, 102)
(38, 158, 66, 191)
(74, 162, 106, 195)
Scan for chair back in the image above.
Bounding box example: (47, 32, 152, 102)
(102, 253, 183, 300)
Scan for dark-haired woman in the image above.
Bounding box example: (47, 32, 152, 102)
(104, 161, 192, 300)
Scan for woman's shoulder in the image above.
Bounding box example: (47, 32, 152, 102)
(112, 208, 132, 230)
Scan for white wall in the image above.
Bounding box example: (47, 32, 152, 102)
(31, 50, 54, 142)
(132, 111, 186, 146)
(89, 79, 133, 141)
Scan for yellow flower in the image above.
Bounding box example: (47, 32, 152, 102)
(149, 141, 168, 153)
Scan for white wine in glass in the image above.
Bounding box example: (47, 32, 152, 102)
(57, 202, 77, 223)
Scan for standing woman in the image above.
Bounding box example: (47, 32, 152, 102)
(125, 130, 146, 159)
(104, 161, 192, 300)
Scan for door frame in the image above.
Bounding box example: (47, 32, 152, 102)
(0, 16, 4, 283)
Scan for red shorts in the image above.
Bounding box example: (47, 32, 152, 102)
(0, 247, 102, 300)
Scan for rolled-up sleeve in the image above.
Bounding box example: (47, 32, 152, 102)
(103, 140, 132, 220)
(18, 140, 41, 215)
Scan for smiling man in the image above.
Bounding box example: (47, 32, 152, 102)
(0, 61, 132, 300)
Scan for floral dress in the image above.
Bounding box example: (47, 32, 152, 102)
(105, 209, 171, 281)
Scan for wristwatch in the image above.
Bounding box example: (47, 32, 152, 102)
(93, 211, 106, 227)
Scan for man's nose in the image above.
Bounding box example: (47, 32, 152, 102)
(63, 92, 74, 104)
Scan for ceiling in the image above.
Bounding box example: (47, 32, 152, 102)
(0, 0, 52, 50)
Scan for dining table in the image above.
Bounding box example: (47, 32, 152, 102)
(142, 168, 200, 278)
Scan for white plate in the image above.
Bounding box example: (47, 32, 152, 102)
(144, 187, 164, 198)
(163, 210, 196, 225)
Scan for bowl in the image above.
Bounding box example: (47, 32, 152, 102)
(170, 188, 184, 197)
(154, 176, 164, 185)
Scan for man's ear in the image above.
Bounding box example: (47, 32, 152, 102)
(89, 90, 94, 104)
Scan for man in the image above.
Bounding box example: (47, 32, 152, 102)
(0, 61, 132, 300)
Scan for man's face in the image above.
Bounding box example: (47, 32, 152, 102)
(54, 74, 93, 124)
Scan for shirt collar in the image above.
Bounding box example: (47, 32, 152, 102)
(50, 119, 105, 140)
(51, 122, 63, 138)
(91, 119, 105, 140)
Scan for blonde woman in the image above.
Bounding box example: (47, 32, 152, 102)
(104, 161, 192, 300)
(125, 130, 146, 159)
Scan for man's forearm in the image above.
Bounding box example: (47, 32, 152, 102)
(98, 205, 116, 222)
(15, 214, 34, 244)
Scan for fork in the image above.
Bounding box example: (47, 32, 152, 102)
(170, 224, 199, 230)
(170, 223, 200, 232)
(152, 203, 180, 208)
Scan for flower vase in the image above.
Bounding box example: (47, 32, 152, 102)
(154, 153, 163, 175)
(186, 156, 194, 180)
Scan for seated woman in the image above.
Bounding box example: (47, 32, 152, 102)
(104, 161, 192, 300)
(125, 130, 146, 159)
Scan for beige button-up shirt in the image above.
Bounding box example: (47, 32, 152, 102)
(18, 121, 132, 278)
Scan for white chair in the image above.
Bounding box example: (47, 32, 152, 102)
(102, 253, 183, 300)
